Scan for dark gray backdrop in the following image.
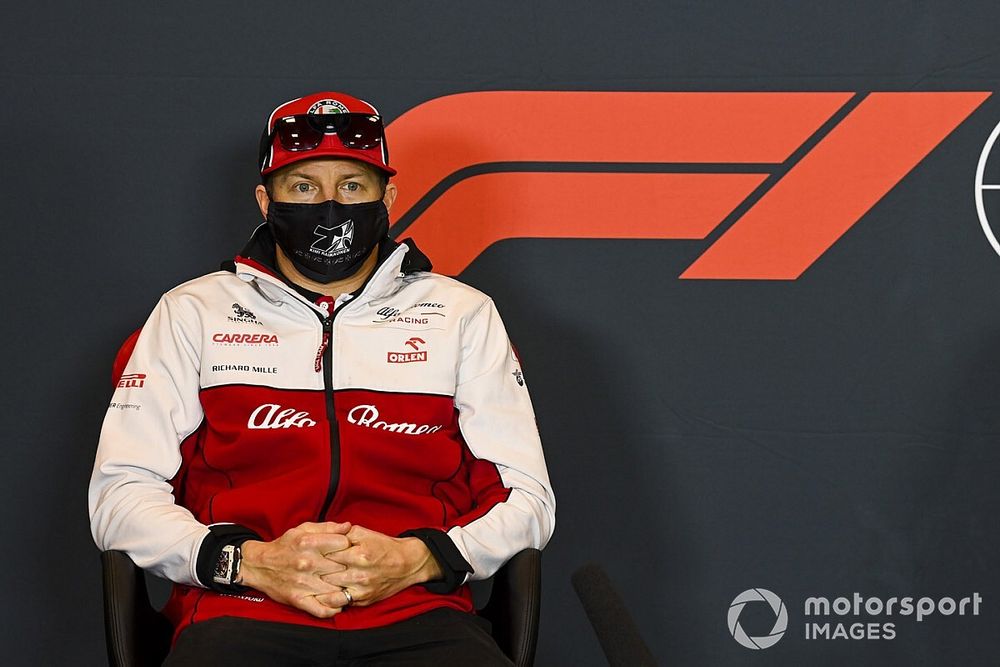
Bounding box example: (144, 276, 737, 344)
(3, 1, 1000, 664)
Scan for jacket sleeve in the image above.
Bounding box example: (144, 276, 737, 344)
(88, 293, 213, 586)
(444, 298, 556, 581)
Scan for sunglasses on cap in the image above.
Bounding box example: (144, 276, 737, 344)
(276, 112, 384, 150)
(259, 113, 385, 165)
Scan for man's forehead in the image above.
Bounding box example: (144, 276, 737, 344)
(273, 157, 380, 181)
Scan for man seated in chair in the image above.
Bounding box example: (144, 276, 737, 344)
(89, 90, 555, 665)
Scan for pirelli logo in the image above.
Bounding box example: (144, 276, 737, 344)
(386, 91, 990, 279)
(117, 373, 146, 389)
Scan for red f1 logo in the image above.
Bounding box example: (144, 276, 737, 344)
(385, 91, 989, 279)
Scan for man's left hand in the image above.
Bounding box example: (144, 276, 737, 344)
(320, 525, 443, 607)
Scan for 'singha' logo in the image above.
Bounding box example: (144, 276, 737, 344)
(311, 220, 354, 257)
(232, 303, 255, 319)
(728, 588, 788, 650)
(229, 302, 261, 326)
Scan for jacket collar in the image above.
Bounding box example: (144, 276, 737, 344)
(230, 224, 432, 309)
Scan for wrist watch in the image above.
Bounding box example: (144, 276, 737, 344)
(213, 543, 243, 587)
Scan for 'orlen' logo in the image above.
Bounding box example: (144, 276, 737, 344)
(388, 337, 428, 363)
(248, 403, 316, 429)
(212, 333, 279, 346)
(728, 588, 788, 650)
(117, 373, 146, 389)
(347, 404, 443, 435)
(385, 91, 990, 279)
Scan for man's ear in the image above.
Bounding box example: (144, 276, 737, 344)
(254, 184, 270, 219)
(382, 182, 398, 211)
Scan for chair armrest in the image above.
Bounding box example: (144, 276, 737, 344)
(479, 548, 542, 667)
(100, 550, 173, 667)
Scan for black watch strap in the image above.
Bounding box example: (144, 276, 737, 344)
(400, 528, 473, 594)
(196, 524, 262, 592)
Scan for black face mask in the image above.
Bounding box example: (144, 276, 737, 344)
(266, 199, 389, 283)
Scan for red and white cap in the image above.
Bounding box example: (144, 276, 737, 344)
(259, 91, 396, 177)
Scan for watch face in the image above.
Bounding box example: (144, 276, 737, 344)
(213, 547, 234, 584)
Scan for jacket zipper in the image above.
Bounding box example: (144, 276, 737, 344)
(243, 248, 408, 520)
(317, 309, 340, 521)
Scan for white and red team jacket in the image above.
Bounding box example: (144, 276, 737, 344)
(89, 228, 555, 639)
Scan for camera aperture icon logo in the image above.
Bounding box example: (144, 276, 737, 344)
(728, 588, 788, 650)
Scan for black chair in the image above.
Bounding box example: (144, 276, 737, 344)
(101, 547, 541, 667)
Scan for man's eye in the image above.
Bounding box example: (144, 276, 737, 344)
(343, 182, 360, 192)
(294, 183, 311, 193)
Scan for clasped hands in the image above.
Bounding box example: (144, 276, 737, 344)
(239, 522, 443, 619)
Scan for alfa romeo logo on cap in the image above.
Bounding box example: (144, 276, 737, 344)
(308, 99, 349, 115)
(728, 588, 788, 650)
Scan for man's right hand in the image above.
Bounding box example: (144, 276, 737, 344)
(238, 521, 354, 618)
